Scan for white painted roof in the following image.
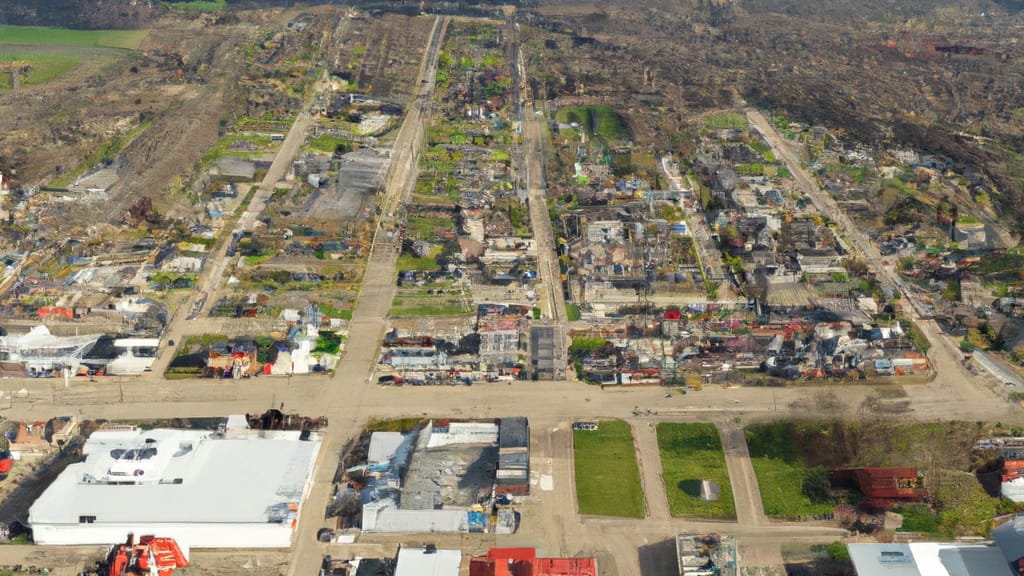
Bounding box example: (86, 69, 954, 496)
(29, 427, 320, 526)
(361, 499, 467, 533)
(395, 548, 461, 576)
(847, 543, 1013, 576)
(368, 432, 404, 463)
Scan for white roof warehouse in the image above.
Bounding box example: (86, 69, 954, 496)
(29, 425, 322, 553)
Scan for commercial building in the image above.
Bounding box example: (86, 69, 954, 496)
(848, 543, 1013, 576)
(395, 547, 461, 576)
(29, 423, 321, 552)
(496, 417, 529, 496)
(676, 533, 737, 576)
(470, 548, 598, 576)
(527, 324, 566, 380)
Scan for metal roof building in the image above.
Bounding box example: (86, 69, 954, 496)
(848, 543, 1014, 576)
(29, 426, 321, 553)
(395, 547, 461, 576)
(498, 417, 529, 449)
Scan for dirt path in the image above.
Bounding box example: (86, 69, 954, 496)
(633, 421, 670, 520)
(719, 423, 766, 527)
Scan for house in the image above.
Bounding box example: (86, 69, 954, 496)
(206, 340, 259, 378)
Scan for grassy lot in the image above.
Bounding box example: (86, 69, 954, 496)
(305, 133, 351, 154)
(397, 250, 440, 272)
(167, 0, 227, 12)
(574, 419, 645, 518)
(389, 288, 470, 318)
(0, 53, 82, 92)
(703, 111, 749, 131)
(745, 420, 1024, 533)
(555, 105, 629, 142)
(657, 423, 736, 519)
(745, 423, 843, 517)
(0, 26, 149, 50)
(894, 470, 1020, 537)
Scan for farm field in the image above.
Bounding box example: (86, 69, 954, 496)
(0, 25, 149, 50)
(657, 422, 736, 519)
(573, 419, 645, 518)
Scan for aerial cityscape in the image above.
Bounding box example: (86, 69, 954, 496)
(0, 0, 1023, 574)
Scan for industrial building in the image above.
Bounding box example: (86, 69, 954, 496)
(352, 418, 528, 534)
(29, 421, 322, 553)
(848, 543, 1014, 576)
(395, 546, 461, 576)
(496, 417, 530, 495)
(527, 324, 566, 380)
(676, 533, 737, 576)
(470, 548, 598, 576)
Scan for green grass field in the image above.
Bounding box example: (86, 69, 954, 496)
(0, 26, 149, 50)
(389, 290, 471, 318)
(167, 0, 227, 12)
(0, 53, 80, 91)
(397, 250, 440, 272)
(555, 105, 630, 142)
(745, 423, 841, 518)
(657, 423, 736, 519)
(574, 419, 645, 518)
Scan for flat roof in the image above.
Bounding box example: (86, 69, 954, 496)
(848, 543, 1013, 576)
(395, 548, 461, 576)
(30, 427, 321, 527)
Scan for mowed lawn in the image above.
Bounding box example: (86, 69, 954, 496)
(573, 419, 645, 518)
(657, 422, 736, 519)
(0, 26, 149, 50)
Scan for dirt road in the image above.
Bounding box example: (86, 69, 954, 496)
(516, 23, 566, 323)
(633, 422, 669, 521)
(719, 424, 765, 527)
(150, 72, 329, 376)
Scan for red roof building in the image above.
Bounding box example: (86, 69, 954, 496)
(469, 548, 598, 576)
(830, 467, 927, 508)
